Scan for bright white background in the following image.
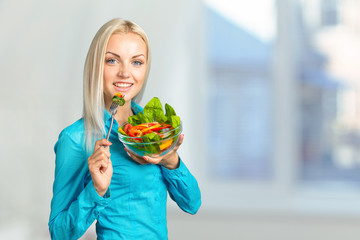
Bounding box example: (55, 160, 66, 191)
(1, 0, 360, 239)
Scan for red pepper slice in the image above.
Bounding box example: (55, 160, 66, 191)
(152, 126, 169, 132)
(128, 128, 143, 137)
(140, 124, 161, 133)
(129, 125, 147, 131)
(151, 124, 173, 132)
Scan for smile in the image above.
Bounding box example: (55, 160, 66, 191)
(113, 82, 133, 88)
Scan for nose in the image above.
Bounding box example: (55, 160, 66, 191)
(118, 64, 130, 78)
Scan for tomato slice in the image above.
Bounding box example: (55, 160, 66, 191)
(123, 123, 133, 134)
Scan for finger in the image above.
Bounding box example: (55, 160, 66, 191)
(89, 154, 109, 168)
(99, 156, 113, 174)
(107, 157, 113, 166)
(134, 157, 148, 165)
(99, 146, 111, 157)
(171, 134, 184, 152)
(90, 148, 111, 161)
(143, 155, 162, 165)
(88, 152, 111, 169)
(94, 158, 110, 173)
(131, 154, 148, 165)
(94, 139, 112, 150)
(178, 134, 184, 145)
(89, 157, 108, 173)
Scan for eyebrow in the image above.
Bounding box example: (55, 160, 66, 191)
(105, 51, 145, 59)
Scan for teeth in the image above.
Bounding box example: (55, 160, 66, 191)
(114, 82, 132, 88)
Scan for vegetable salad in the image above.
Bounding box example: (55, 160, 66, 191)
(118, 97, 181, 155)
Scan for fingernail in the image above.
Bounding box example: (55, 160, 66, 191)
(143, 156, 148, 161)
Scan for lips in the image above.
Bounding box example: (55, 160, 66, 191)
(113, 82, 133, 92)
(114, 82, 133, 88)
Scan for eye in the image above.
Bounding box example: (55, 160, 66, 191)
(106, 58, 118, 64)
(133, 60, 143, 66)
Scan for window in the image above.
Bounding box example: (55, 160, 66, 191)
(320, 0, 339, 27)
(300, 0, 360, 184)
(205, 0, 275, 180)
(202, 0, 360, 214)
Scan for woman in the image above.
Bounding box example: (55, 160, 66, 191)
(49, 18, 201, 239)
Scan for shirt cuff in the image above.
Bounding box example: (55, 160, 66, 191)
(83, 180, 111, 207)
(161, 158, 187, 178)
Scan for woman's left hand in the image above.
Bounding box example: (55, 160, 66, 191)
(125, 134, 184, 170)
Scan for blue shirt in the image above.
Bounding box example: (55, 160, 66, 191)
(49, 101, 201, 239)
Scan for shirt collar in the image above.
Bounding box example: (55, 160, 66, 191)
(131, 101, 143, 115)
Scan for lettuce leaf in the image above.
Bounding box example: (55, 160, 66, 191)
(143, 97, 167, 123)
(142, 132, 161, 153)
(128, 97, 180, 128)
(168, 115, 181, 129)
(164, 103, 180, 128)
(165, 103, 175, 119)
(128, 112, 152, 126)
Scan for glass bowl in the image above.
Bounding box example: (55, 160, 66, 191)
(118, 122, 182, 157)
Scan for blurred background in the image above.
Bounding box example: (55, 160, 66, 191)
(1, 0, 360, 239)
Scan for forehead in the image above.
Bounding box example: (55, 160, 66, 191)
(106, 33, 147, 55)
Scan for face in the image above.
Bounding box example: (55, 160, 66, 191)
(103, 33, 148, 108)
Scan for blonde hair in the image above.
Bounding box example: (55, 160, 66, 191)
(83, 18, 151, 153)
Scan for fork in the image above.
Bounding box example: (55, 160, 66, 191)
(105, 101, 120, 141)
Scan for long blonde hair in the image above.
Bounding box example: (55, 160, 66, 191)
(83, 18, 151, 153)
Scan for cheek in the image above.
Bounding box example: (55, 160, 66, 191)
(133, 69, 147, 84)
(103, 68, 112, 82)
(103, 68, 117, 87)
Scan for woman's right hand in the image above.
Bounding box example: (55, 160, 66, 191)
(88, 139, 113, 197)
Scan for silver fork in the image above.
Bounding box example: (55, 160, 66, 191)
(105, 101, 120, 141)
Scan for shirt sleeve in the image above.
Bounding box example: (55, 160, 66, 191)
(48, 131, 111, 240)
(161, 158, 201, 215)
